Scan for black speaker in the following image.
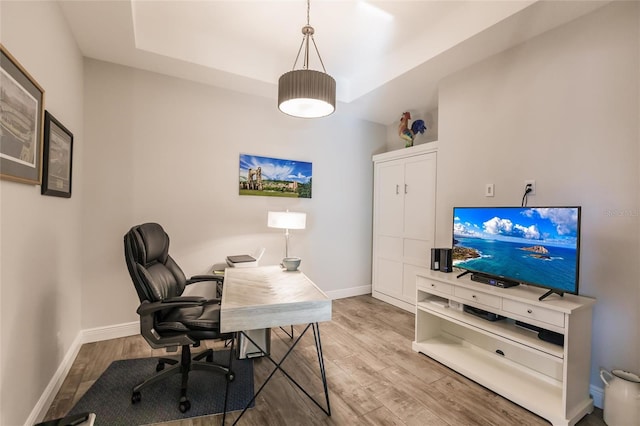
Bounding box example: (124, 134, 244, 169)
(439, 248, 453, 272)
(430, 248, 441, 270)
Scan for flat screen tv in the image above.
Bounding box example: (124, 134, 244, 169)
(452, 206, 581, 300)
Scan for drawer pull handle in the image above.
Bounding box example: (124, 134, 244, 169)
(431, 284, 435, 287)
(496, 349, 505, 356)
(472, 295, 477, 299)
(527, 309, 533, 314)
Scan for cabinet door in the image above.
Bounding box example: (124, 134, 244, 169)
(403, 153, 436, 241)
(375, 161, 404, 237)
(403, 263, 429, 303)
(375, 257, 403, 300)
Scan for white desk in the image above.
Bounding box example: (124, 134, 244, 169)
(221, 265, 331, 332)
(220, 266, 332, 424)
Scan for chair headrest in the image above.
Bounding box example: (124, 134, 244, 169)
(133, 222, 170, 265)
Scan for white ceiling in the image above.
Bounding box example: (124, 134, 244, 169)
(58, 0, 609, 125)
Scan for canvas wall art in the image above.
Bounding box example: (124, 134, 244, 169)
(239, 154, 312, 198)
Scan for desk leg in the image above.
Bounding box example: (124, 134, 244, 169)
(279, 325, 295, 339)
(221, 333, 235, 426)
(312, 323, 331, 416)
(232, 323, 331, 425)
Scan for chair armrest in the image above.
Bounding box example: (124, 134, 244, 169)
(187, 274, 224, 299)
(136, 297, 220, 316)
(187, 274, 223, 284)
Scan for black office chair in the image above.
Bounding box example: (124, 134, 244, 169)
(124, 222, 235, 413)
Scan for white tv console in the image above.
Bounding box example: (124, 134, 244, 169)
(413, 270, 595, 426)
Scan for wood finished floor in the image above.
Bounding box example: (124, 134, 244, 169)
(45, 295, 606, 425)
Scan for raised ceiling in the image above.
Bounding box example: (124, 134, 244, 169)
(59, 0, 609, 125)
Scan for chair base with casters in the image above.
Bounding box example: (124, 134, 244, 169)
(131, 339, 236, 413)
(124, 222, 237, 416)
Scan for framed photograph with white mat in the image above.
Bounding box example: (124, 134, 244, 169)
(0, 44, 45, 184)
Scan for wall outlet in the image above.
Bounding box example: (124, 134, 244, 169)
(485, 183, 495, 197)
(525, 180, 536, 195)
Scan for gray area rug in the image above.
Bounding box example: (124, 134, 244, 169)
(69, 351, 253, 425)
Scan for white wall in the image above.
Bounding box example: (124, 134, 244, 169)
(81, 59, 386, 328)
(1, 3, 385, 424)
(0, 1, 84, 425)
(4, 0, 637, 424)
(433, 1, 639, 394)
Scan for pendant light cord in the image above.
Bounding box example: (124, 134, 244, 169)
(291, 0, 328, 73)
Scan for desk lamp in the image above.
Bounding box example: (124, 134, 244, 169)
(267, 211, 306, 269)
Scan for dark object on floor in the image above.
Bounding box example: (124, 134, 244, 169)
(35, 412, 94, 426)
(67, 354, 254, 425)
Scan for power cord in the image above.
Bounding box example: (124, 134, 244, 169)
(521, 184, 533, 207)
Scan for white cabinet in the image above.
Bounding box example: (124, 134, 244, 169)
(413, 270, 596, 426)
(372, 143, 437, 312)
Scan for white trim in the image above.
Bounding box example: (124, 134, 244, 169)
(25, 332, 83, 426)
(590, 384, 604, 409)
(325, 285, 371, 300)
(27, 309, 603, 426)
(372, 141, 438, 163)
(26, 285, 367, 425)
(27, 322, 139, 425)
(80, 321, 138, 344)
(371, 290, 416, 313)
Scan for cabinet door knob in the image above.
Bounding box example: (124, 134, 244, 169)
(527, 309, 533, 314)
(472, 295, 477, 299)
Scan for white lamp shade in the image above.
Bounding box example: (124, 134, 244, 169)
(267, 211, 306, 230)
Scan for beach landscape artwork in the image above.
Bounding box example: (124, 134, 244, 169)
(239, 154, 312, 198)
(453, 207, 580, 292)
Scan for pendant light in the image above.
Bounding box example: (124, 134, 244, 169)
(278, 0, 336, 118)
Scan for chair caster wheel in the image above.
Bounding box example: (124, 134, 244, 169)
(206, 354, 213, 363)
(226, 371, 235, 382)
(156, 362, 165, 372)
(179, 398, 191, 413)
(131, 391, 141, 404)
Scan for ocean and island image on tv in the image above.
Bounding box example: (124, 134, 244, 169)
(452, 206, 581, 300)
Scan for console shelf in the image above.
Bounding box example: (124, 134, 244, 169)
(416, 300, 565, 359)
(413, 270, 596, 426)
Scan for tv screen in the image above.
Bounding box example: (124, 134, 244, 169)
(452, 206, 581, 298)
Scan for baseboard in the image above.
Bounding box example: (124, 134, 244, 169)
(324, 284, 371, 300)
(28, 321, 139, 426)
(80, 321, 139, 344)
(27, 283, 369, 424)
(28, 287, 372, 424)
(590, 383, 604, 409)
(25, 332, 84, 426)
(29, 303, 604, 425)
(371, 291, 416, 313)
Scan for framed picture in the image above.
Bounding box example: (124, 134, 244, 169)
(239, 154, 312, 198)
(41, 111, 73, 198)
(0, 44, 45, 184)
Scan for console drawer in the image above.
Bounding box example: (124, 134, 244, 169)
(454, 287, 501, 309)
(417, 277, 453, 296)
(503, 299, 565, 328)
